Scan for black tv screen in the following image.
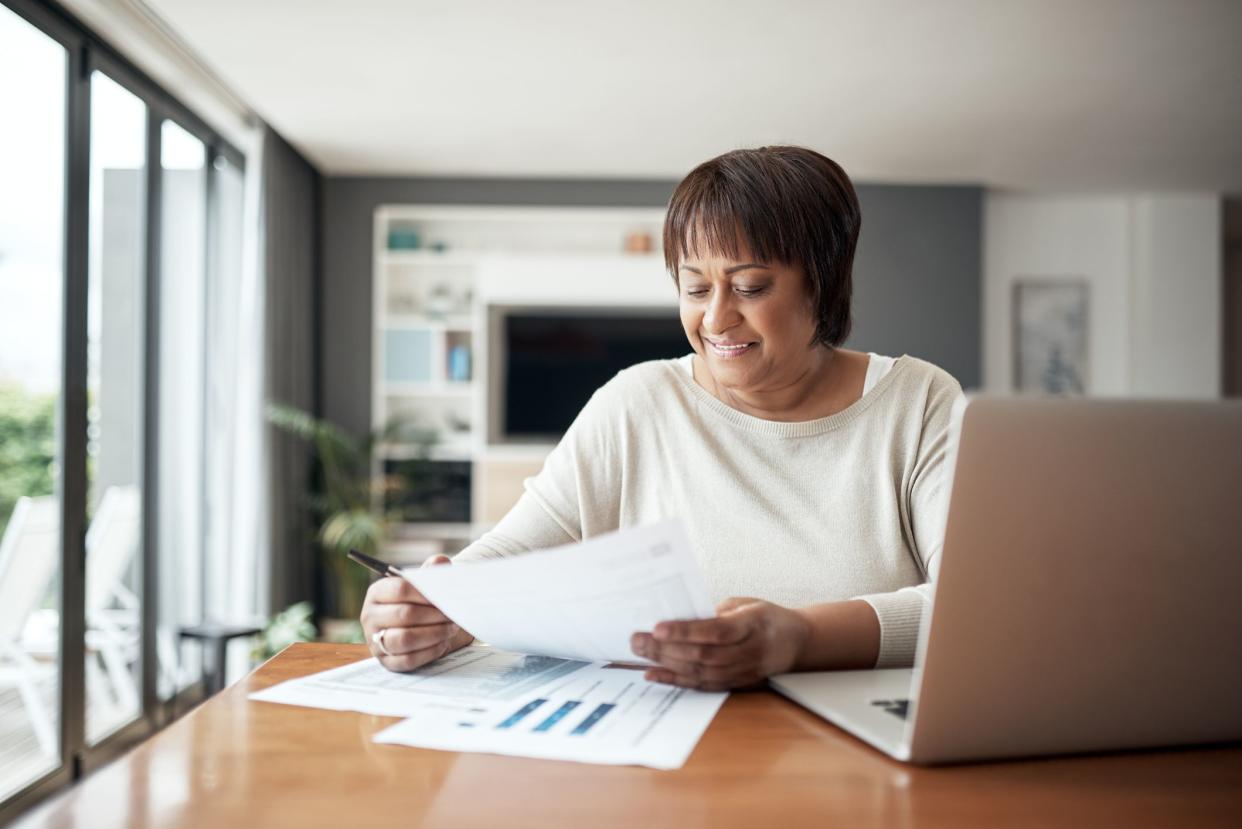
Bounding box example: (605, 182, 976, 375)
(500, 308, 689, 442)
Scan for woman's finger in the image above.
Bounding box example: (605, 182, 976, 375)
(643, 665, 758, 692)
(642, 652, 756, 686)
(367, 575, 433, 605)
(364, 602, 451, 630)
(631, 633, 738, 667)
(653, 614, 750, 645)
(377, 638, 454, 673)
(381, 622, 458, 655)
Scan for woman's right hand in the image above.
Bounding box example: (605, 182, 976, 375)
(360, 555, 474, 672)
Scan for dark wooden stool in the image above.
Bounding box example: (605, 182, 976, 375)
(179, 623, 262, 695)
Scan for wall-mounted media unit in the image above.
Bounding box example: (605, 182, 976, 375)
(488, 306, 689, 444)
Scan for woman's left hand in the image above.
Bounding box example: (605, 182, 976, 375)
(630, 597, 810, 691)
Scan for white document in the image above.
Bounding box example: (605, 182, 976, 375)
(248, 645, 592, 718)
(373, 661, 728, 769)
(402, 519, 715, 664)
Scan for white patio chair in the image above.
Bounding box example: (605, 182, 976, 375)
(0, 496, 60, 757)
(83, 485, 143, 714)
(82, 485, 193, 707)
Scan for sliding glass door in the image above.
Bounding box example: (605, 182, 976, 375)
(84, 70, 148, 745)
(0, 0, 248, 818)
(157, 119, 208, 699)
(0, 3, 67, 802)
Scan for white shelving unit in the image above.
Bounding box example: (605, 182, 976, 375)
(372, 205, 670, 561)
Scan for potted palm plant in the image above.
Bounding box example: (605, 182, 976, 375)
(266, 405, 435, 639)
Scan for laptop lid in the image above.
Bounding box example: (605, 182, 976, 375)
(906, 397, 1242, 764)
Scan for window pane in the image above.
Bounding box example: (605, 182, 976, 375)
(0, 4, 66, 799)
(157, 120, 206, 698)
(85, 71, 146, 743)
(204, 156, 243, 620)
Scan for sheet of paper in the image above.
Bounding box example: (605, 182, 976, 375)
(402, 519, 715, 664)
(248, 645, 592, 718)
(373, 661, 728, 769)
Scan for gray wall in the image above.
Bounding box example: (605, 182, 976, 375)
(321, 177, 981, 436)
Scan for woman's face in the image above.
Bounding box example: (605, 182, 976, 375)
(677, 238, 822, 396)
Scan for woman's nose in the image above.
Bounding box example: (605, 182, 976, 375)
(704, 292, 740, 334)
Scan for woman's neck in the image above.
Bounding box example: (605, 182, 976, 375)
(693, 347, 868, 422)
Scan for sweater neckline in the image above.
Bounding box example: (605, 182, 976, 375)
(670, 353, 910, 437)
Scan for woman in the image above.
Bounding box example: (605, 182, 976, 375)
(361, 146, 962, 691)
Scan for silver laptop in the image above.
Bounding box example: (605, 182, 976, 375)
(770, 397, 1242, 764)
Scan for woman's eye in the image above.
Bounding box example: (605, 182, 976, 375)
(735, 287, 765, 297)
(685, 288, 709, 297)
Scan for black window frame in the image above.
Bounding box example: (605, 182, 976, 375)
(0, 0, 246, 820)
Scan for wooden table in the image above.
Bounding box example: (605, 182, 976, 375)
(19, 643, 1242, 828)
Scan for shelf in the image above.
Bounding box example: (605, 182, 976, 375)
(378, 443, 474, 462)
(374, 205, 671, 535)
(382, 314, 474, 331)
(381, 250, 478, 267)
(384, 381, 475, 396)
(481, 443, 557, 461)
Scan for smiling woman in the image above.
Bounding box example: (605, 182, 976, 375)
(360, 146, 964, 691)
(667, 148, 867, 422)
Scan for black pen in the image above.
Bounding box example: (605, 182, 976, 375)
(347, 548, 404, 579)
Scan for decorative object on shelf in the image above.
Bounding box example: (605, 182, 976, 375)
(1013, 278, 1089, 395)
(444, 411, 472, 435)
(389, 290, 419, 315)
(387, 227, 421, 250)
(425, 283, 454, 319)
(267, 404, 437, 621)
(623, 230, 654, 254)
(430, 240, 449, 252)
(448, 344, 472, 382)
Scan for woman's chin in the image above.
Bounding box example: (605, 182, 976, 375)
(704, 358, 760, 389)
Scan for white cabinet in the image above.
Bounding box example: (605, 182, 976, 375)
(372, 205, 668, 560)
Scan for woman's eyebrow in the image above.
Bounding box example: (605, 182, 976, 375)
(679, 263, 770, 275)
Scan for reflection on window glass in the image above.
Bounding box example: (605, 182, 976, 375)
(0, 4, 66, 800)
(157, 120, 207, 698)
(85, 71, 146, 744)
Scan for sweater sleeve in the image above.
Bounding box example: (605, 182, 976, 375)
(854, 374, 965, 668)
(453, 381, 624, 563)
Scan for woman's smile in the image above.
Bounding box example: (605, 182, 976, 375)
(705, 337, 757, 359)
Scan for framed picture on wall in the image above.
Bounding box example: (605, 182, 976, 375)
(1012, 279, 1089, 394)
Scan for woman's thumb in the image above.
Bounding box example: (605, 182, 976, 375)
(422, 554, 452, 568)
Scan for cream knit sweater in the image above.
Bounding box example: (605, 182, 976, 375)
(455, 354, 963, 668)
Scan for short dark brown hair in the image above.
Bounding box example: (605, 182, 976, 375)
(663, 146, 861, 347)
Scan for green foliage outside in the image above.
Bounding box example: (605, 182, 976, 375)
(0, 385, 57, 538)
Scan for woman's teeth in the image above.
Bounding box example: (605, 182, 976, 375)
(708, 341, 754, 357)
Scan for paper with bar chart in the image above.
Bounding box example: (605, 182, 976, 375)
(401, 519, 716, 664)
(251, 521, 728, 768)
(248, 645, 593, 718)
(373, 661, 728, 769)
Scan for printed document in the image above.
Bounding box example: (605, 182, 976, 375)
(249, 645, 592, 718)
(402, 519, 715, 664)
(373, 661, 727, 769)
(250, 521, 729, 768)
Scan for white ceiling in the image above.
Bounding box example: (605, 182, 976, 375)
(143, 0, 1242, 190)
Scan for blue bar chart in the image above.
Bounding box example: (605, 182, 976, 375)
(570, 703, 616, 735)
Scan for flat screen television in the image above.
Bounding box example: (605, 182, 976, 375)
(491, 306, 689, 443)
